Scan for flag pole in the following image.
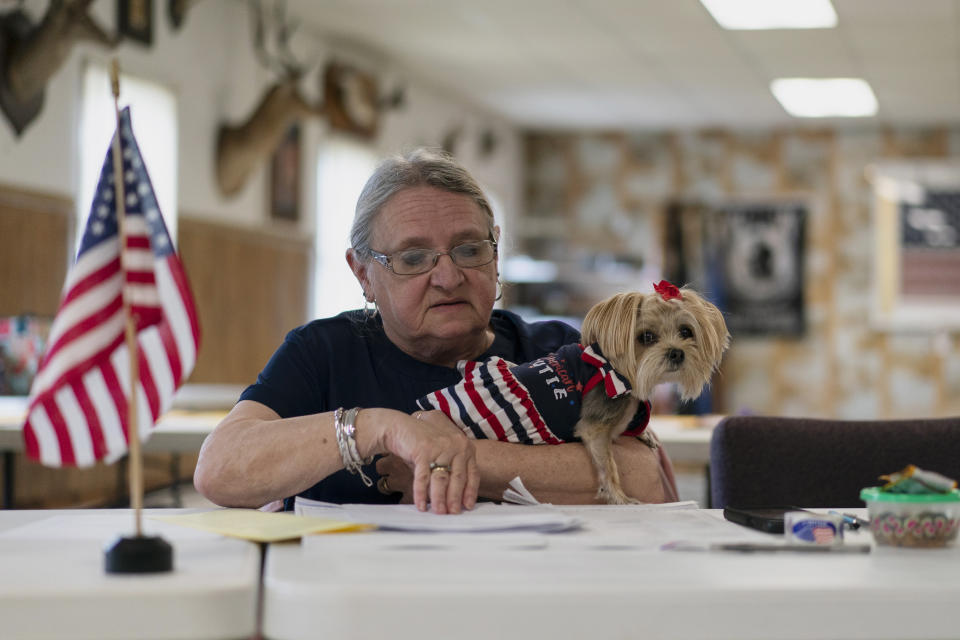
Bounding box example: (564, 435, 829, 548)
(103, 59, 172, 574)
(108, 60, 144, 536)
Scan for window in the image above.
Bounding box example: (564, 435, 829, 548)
(78, 63, 177, 252)
(313, 139, 378, 319)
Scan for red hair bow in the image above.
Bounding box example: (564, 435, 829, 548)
(654, 280, 682, 301)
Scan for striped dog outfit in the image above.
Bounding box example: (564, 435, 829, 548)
(416, 343, 650, 444)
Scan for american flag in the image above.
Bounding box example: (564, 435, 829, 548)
(22, 107, 200, 467)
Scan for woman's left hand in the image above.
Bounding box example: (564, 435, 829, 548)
(375, 454, 413, 503)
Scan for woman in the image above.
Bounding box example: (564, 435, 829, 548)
(193, 148, 673, 514)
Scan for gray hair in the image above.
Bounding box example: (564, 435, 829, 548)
(350, 148, 495, 256)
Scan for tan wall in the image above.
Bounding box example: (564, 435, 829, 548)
(521, 128, 960, 420)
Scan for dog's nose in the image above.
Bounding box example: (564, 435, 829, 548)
(667, 348, 684, 365)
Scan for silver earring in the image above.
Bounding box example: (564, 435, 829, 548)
(363, 293, 377, 317)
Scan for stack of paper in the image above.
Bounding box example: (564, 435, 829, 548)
(294, 497, 581, 533)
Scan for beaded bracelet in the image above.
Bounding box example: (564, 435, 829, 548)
(334, 406, 373, 487)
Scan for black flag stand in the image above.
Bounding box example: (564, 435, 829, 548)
(102, 59, 173, 574)
(105, 533, 173, 574)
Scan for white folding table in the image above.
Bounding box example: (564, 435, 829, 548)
(0, 508, 260, 640)
(263, 505, 959, 640)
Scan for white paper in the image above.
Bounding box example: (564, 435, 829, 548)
(293, 498, 786, 552)
(546, 505, 773, 550)
(301, 530, 549, 552)
(501, 476, 541, 505)
(294, 497, 581, 533)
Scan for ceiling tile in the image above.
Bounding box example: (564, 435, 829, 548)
(282, 0, 960, 129)
(834, 0, 958, 26)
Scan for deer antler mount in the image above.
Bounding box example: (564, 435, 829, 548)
(215, 0, 324, 198)
(0, 0, 118, 136)
(323, 61, 380, 140)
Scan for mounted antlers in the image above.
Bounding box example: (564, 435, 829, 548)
(215, 0, 324, 197)
(0, 0, 117, 135)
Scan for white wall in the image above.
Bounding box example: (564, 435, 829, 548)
(0, 0, 522, 238)
(376, 83, 523, 240)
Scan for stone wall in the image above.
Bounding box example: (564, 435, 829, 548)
(520, 128, 960, 419)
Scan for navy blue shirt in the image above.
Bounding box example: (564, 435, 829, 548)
(239, 309, 579, 507)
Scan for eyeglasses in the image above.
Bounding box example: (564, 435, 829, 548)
(368, 239, 497, 275)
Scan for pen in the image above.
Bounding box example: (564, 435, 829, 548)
(661, 541, 872, 553)
(828, 511, 870, 530)
(713, 542, 871, 554)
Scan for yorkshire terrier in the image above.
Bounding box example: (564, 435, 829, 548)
(417, 280, 730, 504)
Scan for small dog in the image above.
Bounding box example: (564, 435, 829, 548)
(417, 281, 730, 504)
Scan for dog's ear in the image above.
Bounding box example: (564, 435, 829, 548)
(680, 287, 730, 367)
(580, 292, 644, 363)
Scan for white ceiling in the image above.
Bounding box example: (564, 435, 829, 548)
(288, 0, 960, 130)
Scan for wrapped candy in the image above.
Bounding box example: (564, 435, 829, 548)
(879, 465, 958, 494)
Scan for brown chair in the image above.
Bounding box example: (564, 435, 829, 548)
(709, 415, 960, 508)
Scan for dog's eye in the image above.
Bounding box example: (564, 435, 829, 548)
(679, 326, 694, 339)
(639, 331, 657, 345)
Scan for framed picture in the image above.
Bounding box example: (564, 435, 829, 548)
(706, 200, 807, 337)
(870, 161, 960, 330)
(118, 0, 154, 46)
(270, 124, 300, 222)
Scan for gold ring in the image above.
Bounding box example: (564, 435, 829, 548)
(429, 462, 451, 474)
(377, 476, 392, 495)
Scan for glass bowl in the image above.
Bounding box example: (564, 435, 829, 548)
(860, 487, 960, 548)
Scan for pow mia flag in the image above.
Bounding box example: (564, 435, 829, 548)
(708, 202, 806, 336)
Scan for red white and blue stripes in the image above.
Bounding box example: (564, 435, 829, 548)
(22, 108, 200, 467)
(418, 342, 649, 445)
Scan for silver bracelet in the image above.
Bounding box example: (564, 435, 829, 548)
(334, 406, 373, 487)
(342, 407, 366, 464)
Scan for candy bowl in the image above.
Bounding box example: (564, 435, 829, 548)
(859, 487, 960, 548)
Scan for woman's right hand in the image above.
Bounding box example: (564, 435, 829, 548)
(363, 409, 478, 514)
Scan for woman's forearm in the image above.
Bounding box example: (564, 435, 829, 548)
(195, 402, 479, 513)
(194, 401, 393, 508)
(472, 437, 667, 504)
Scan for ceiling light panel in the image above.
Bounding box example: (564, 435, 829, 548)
(770, 78, 879, 118)
(701, 0, 838, 30)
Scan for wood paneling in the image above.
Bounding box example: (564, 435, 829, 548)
(177, 216, 313, 384)
(8, 452, 199, 509)
(0, 185, 73, 316)
(1, 191, 312, 507)
(0, 194, 314, 384)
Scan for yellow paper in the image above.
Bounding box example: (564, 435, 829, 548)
(150, 508, 372, 542)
